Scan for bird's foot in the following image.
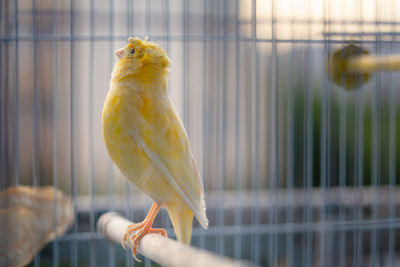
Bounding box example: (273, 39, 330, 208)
(122, 222, 168, 262)
(121, 222, 143, 248)
(130, 226, 167, 261)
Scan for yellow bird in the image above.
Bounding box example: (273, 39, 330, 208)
(102, 37, 208, 260)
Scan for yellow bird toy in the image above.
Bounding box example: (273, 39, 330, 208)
(102, 37, 208, 260)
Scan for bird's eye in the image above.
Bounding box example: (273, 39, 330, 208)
(129, 48, 135, 54)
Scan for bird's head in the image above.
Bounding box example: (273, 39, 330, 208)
(112, 37, 170, 85)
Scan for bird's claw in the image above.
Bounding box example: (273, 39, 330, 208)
(148, 227, 168, 238)
(121, 222, 142, 249)
(122, 224, 168, 262)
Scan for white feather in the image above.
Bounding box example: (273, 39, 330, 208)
(130, 129, 209, 229)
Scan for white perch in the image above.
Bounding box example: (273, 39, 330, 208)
(97, 212, 250, 267)
(347, 54, 400, 73)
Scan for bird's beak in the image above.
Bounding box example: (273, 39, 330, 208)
(114, 48, 125, 59)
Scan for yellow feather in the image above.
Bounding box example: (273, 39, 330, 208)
(102, 37, 208, 245)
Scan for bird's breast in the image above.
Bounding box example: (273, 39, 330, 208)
(102, 87, 149, 183)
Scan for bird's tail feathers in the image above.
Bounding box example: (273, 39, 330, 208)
(194, 197, 208, 230)
(166, 204, 194, 245)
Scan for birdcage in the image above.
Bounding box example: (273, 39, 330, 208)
(1, 0, 400, 266)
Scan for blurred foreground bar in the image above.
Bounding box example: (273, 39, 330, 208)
(82, 186, 400, 223)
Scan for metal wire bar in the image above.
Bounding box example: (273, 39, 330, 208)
(354, 3, 363, 267)
(182, 0, 188, 129)
(32, 1, 39, 266)
(286, 2, 296, 266)
(52, 0, 60, 266)
(161, 0, 172, 247)
(146, 0, 150, 35)
(370, 3, 381, 264)
(251, 0, 261, 265)
(144, 5, 152, 267)
(305, 1, 314, 265)
(13, 0, 19, 187)
(56, 215, 400, 244)
(126, 2, 133, 266)
(233, 0, 242, 261)
(324, 31, 400, 37)
(338, 92, 347, 267)
(355, 69, 365, 267)
(107, 0, 116, 266)
(216, 0, 227, 257)
(356, 2, 365, 266)
(321, 1, 331, 265)
(70, 1, 78, 266)
(32, 0, 38, 189)
(269, 0, 277, 266)
(6, 34, 400, 44)
(388, 4, 398, 264)
(200, 0, 208, 252)
(0, 0, 4, 189)
(88, 0, 95, 266)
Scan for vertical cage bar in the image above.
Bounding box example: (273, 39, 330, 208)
(70, 0, 78, 266)
(305, 0, 313, 266)
(127, 0, 132, 36)
(338, 3, 348, 266)
(125, 1, 133, 266)
(107, 0, 116, 265)
(388, 2, 397, 266)
(321, 0, 330, 265)
(215, 0, 223, 256)
(302, 5, 309, 263)
(200, 0, 208, 250)
(251, 0, 257, 263)
(0, 41, 4, 189)
(13, 0, 19, 186)
(144, 2, 151, 266)
(162, 0, 171, 233)
(270, 0, 278, 266)
(355, 92, 365, 267)
(286, 1, 296, 265)
(338, 93, 347, 267)
(353, 1, 359, 266)
(217, 0, 228, 257)
(52, 0, 60, 266)
(32, 1, 40, 265)
(370, 1, 381, 266)
(182, 0, 188, 129)
(162, 0, 170, 52)
(0, 5, 3, 189)
(355, 1, 364, 266)
(32, 0, 39, 188)
(146, 0, 151, 35)
(89, 0, 96, 266)
(233, 0, 242, 260)
(250, 0, 261, 265)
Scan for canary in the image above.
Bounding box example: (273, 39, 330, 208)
(102, 37, 208, 260)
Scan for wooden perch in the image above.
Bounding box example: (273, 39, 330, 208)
(97, 212, 250, 267)
(326, 44, 400, 90)
(347, 54, 400, 73)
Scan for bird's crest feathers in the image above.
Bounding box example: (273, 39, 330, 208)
(128, 37, 170, 69)
(112, 37, 170, 84)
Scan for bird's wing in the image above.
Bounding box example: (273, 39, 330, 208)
(122, 93, 208, 229)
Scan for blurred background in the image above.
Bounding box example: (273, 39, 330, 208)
(1, 0, 400, 266)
